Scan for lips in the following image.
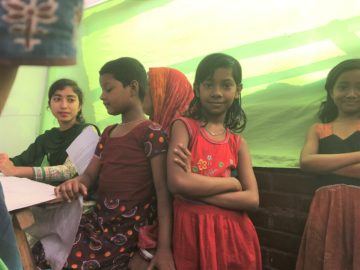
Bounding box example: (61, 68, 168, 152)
(58, 112, 70, 117)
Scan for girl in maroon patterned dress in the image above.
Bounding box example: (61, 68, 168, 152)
(167, 53, 262, 270)
(48, 57, 175, 270)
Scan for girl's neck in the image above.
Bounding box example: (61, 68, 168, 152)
(59, 120, 77, 131)
(201, 111, 226, 125)
(335, 113, 360, 123)
(121, 109, 146, 124)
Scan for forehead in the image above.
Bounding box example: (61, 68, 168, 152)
(336, 69, 360, 83)
(52, 86, 77, 97)
(206, 67, 234, 81)
(100, 73, 118, 85)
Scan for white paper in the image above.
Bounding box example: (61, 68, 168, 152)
(26, 197, 83, 270)
(0, 176, 56, 211)
(66, 126, 99, 175)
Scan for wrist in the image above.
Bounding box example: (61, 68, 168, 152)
(139, 248, 154, 261)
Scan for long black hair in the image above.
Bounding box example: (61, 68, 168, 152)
(318, 59, 360, 123)
(48, 78, 85, 123)
(184, 53, 247, 133)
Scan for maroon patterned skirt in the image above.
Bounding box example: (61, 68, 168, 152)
(34, 195, 157, 270)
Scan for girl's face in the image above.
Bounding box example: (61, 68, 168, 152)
(197, 67, 240, 120)
(49, 86, 81, 129)
(331, 69, 360, 116)
(99, 73, 132, 115)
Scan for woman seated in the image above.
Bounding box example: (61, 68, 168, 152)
(0, 78, 99, 183)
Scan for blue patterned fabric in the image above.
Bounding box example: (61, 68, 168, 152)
(0, 183, 22, 270)
(0, 0, 83, 65)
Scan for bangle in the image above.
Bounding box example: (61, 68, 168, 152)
(139, 248, 154, 261)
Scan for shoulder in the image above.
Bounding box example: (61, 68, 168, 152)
(101, 124, 117, 137)
(229, 131, 243, 146)
(83, 123, 101, 135)
(138, 120, 167, 141)
(172, 117, 198, 133)
(309, 122, 332, 139)
(41, 127, 59, 138)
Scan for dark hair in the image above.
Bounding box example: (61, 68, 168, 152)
(99, 57, 147, 101)
(48, 78, 85, 123)
(318, 59, 360, 123)
(184, 53, 247, 133)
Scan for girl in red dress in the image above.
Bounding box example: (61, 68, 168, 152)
(52, 57, 175, 270)
(167, 53, 262, 270)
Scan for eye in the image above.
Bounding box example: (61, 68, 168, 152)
(337, 85, 348, 91)
(52, 97, 61, 102)
(222, 82, 233, 89)
(203, 81, 213, 89)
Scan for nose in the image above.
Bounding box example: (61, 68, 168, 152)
(210, 85, 222, 98)
(60, 99, 68, 108)
(346, 88, 358, 98)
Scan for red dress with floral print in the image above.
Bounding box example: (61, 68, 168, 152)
(34, 121, 167, 270)
(173, 117, 262, 270)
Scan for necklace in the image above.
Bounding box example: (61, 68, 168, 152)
(204, 126, 226, 136)
(120, 118, 146, 126)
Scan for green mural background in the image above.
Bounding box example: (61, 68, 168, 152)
(40, 0, 360, 168)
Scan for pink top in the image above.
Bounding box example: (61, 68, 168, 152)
(177, 117, 241, 178)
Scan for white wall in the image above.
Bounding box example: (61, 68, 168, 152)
(0, 66, 48, 156)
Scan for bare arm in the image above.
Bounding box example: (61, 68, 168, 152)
(147, 154, 175, 270)
(55, 156, 100, 202)
(173, 137, 257, 211)
(0, 153, 33, 177)
(0, 154, 77, 182)
(300, 124, 360, 173)
(0, 65, 18, 114)
(333, 164, 360, 179)
(167, 120, 241, 197)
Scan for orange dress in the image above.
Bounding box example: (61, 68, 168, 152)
(173, 117, 262, 270)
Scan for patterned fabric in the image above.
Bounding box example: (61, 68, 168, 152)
(178, 117, 240, 177)
(0, 0, 83, 65)
(32, 157, 77, 182)
(148, 67, 193, 133)
(0, 183, 22, 270)
(65, 196, 157, 270)
(172, 117, 262, 270)
(34, 120, 168, 269)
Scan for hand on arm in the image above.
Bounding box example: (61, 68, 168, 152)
(200, 139, 259, 210)
(300, 124, 360, 173)
(174, 138, 258, 211)
(167, 120, 241, 197)
(54, 156, 100, 202)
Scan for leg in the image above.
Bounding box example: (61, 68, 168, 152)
(0, 65, 18, 115)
